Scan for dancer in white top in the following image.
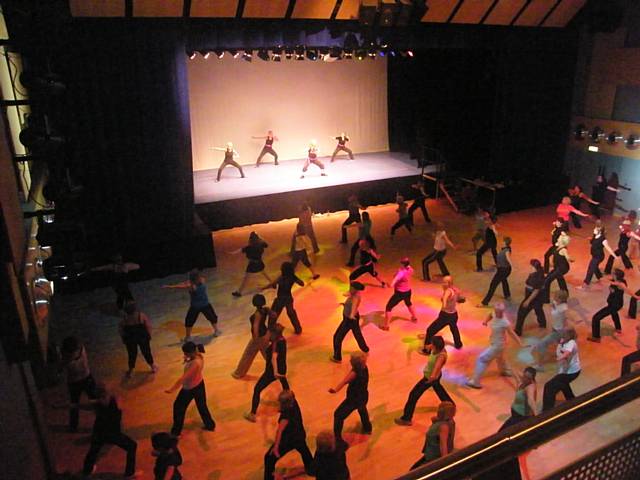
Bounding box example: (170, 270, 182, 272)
(422, 223, 456, 281)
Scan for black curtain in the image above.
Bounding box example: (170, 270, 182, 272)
(63, 20, 194, 261)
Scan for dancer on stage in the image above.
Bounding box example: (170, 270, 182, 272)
(301, 140, 326, 178)
(299, 201, 320, 253)
(92, 254, 140, 311)
(421, 276, 464, 352)
(531, 290, 569, 371)
(578, 221, 616, 289)
(263, 390, 314, 479)
(213, 142, 245, 182)
(555, 196, 588, 231)
(346, 211, 374, 267)
(349, 239, 387, 287)
(478, 236, 512, 307)
(245, 324, 289, 422)
(383, 257, 418, 330)
(499, 367, 538, 430)
(331, 282, 369, 362)
(604, 220, 635, 273)
(329, 352, 372, 446)
(232, 294, 272, 379)
(409, 401, 456, 470)
(120, 301, 157, 378)
(544, 219, 566, 274)
(162, 270, 220, 341)
(466, 302, 521, 389)
(515, 259, 546, 336)
(475, 215, 498, 272)
(621, 324, 640, 376)
(166, 341, 216, 435)
(542, 327, 581, 412)
(587, 269, 639, 343)
(390, 194, 413, 236)
(231, 231, 272, 297)
(567, 185, 599, 229)
(408, 180, 431, 225)
(264, 262, 304, 334)
(422, 223, 456, 282)
(330, 132, 354, 162)
(341, 194, 363, 244)
(252, 130, 279, 166)
(542, 232, 571, 303)
(312, 431, 350, 480)
(395, 336, 454, 426)
(291, 223, 320, 279)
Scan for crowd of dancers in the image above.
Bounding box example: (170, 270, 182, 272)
(57, 175, 640, 480)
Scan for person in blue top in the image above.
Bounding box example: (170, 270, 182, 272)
(162, 269, 220, 341)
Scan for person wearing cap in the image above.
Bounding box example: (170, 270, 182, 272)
(382, 257, 418, 330)
(331, 282, 369, 363)
(212, 142, 245, 182)
(232, 294, 272, 379)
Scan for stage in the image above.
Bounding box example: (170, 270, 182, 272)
(194, 151, 437, 230)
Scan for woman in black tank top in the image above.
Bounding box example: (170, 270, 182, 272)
(119, 301, 156, 377)
(213, 142, 245, 181)
(252, 130, 279, 166)
(232, 294, 272, 379)
(231, 231, 273, 297)
(589, 269, 639, 342)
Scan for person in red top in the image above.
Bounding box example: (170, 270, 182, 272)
(252, 130, 279, 166)
(383, 257, 418, 330)
(556, 196, 589, 231)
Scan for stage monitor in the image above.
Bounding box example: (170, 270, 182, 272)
(187, 55, 389, 171)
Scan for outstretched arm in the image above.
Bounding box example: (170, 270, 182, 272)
(161, 281, 191, 289)
(251, 135, 267, 139)
(210, 146, 226, 151)
(329, 371, 356, 393)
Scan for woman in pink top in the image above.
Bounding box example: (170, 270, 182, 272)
(556, 196, 589, 230)
(165, 342, 215, 436)
(383, 257, 418, 330)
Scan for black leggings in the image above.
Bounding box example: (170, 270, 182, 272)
(348, 235, 375, 264)
(350, 263, 377, 281)
(604, 248, 633, 274)
(257, 146, 278, 165)
(591, 304, 623, 338)
(386, 290, 412, 311)
(251, 372, 290, 414)
(629, 289, 640, 318)
(333, 315, 369, 361)
(400, 376, 454, 421)
(334, 397, 371, 440)
(584, 254, 605, 285)
(542, 267, 568, 303)
(171, 381, 215, 436)
(68, 375, 97, 431)
(264, 439, 313, 480)
(217, 158, 245, 181)
(292, 249, 311, 269)
(83, 433, 137, 476)
(124, 338, 154, 370)
(515, 290, 546, 336)
(476, 243, 497, 271)
(422, 250, 449, 281)
(542, 371, 580, 411)
(271, 296, 302, 334)
(341, 214, 361, 243)
(621, 350, 640, 376)
(185, 304, 218, 328)
(391, 218, 412, 235)
(408, 200, 430, 224)
(425, 311, 463, 349)
(481, 266, 511, 305)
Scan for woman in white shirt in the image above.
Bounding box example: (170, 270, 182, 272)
(422, 223, 456, 282)
(542, 327, 581, 412)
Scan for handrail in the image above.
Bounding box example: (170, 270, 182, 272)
(395, 370, 640, 480)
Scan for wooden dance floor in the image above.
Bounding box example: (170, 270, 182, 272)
(46, 201, 640, 479)
(193, 151, 422, 204)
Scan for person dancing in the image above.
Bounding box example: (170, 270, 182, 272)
(330, 132, 354, 162)
(245, 323, 289, 422)
(165, 341, 216, 435)
(590, 174, 619, 218)
(555, 196, 588, 231)
(542, 327, 581, 412)
(395, 336, 454, 426)
(291, 223, 320, 279)
(466, 302, 521, 389)
(299, 201, 320, 253)
(332, 282, 369, 362)
(471, 207, 490, 253)
(231, 231, 272, 297)
(542, 232, 571, 304)
(346, 211, 374, 267)
(213, 142, 245, 181)
(232, 294, 272, 379)
(422, 223, 456, 282)
(91, 254, 140, 311)
(391, 194, 412, 236)
(409, 402, 456, 471)
(499, 367, 538, 430)
(478, 236, 513, 307)
(349, 239, 387, 287)
(621, 324, 640, 376)
(312, 431, 350, 480)
(531, 290, 569, 371)
(604, 220, 635, 273)
(60, 336, 97, 433)
(162, 269, 220, 341)
(421, 276, 464, 352)
(263, 390, 314, 479)
(301, 140, 326, 179)
(119, 301, 157, 378)
(383, 257, 418, 330)
(567, 185, 599, 229)
(515, 259, 546, 336)
(475, 215, 498, 272)
(578, 220, 616, 289)
(264, 262, 304, 334)
(252, 130, 279, 166)
(329, 352, 372, 447)
(408, 180, 431, 225)
(341, 194, 363, 244)
(544, 219, 567, 274)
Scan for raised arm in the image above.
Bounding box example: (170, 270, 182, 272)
(161, 281, 191, 289)
(329, 370, 356, 394)
(579, 192, 599, 205)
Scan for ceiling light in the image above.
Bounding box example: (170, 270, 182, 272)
(589, 127, 605, 143)
(607, 132, 623, 144)
(626, 134, 640, 148)
(188, 51, 197, 60)
(573, 124, 587, 140)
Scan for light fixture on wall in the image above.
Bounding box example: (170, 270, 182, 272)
(573, 124, 588, 140)
(607, 131, 623, 144)
(214, 49, 225, 58)
(626, 134, 640, 148)
(242, 51, 252, 62)
(589, 127, 605, 143)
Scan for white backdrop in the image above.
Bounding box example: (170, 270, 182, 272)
(187, 55, 389, 170)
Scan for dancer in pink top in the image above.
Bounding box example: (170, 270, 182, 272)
(383, 257, 418, 330)
(556, 196, 588, 230)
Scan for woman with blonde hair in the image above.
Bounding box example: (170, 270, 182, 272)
(410, 401, 456, 470)
(313, 430, 350, 480)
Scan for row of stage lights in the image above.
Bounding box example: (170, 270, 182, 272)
(187, 46, 414, 62)
(574, 124, 640, 148)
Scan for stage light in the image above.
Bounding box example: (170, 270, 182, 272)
(214, 49, 225, 58)
(228, 49, 240, 58)
(573, 124, 588, 140)
(306, 49, 318, 61)
(368, 49, 377, 58)
(407, 50, 414, 57)
(344, 50, 353, 59)
(258, 50, 270, 61)
(607, 131, 623, 144)
(285, 48, 294, 59)
(588, 145, 599, 152)
(242, 51, 253, 62)
(626, 134, 640, 148)
(356, 49, 366, 60)
(589, 126, 605, 143)
(272, 53, 281, 62)
(295, 46, 305, 60)
(203, 51, 211, 59)
(188, 51, 197, 60)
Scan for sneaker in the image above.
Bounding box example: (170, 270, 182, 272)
(232, 291, 242, 297)
(212, 329, 221, 337)
(231, 372, 243, 379)
(466, 380, 482, 389)
(394, 417, 412, 426)
(329, 356, 342, 363)
(203, 424, 216, 432)
(312, 274, 320, 280)
(243, 412, 256, 423)
(500, 371, 513, 377)
(151, 365, 159, 374)
(362, 426, 373, 435)
(294, 329, 302, 335)
(576, 284, 589, 290)
(476, 303, 491, 308)
(125, 369, 133, 379)
(587, 336, 601, 343)
(476, 268, 484, 272)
